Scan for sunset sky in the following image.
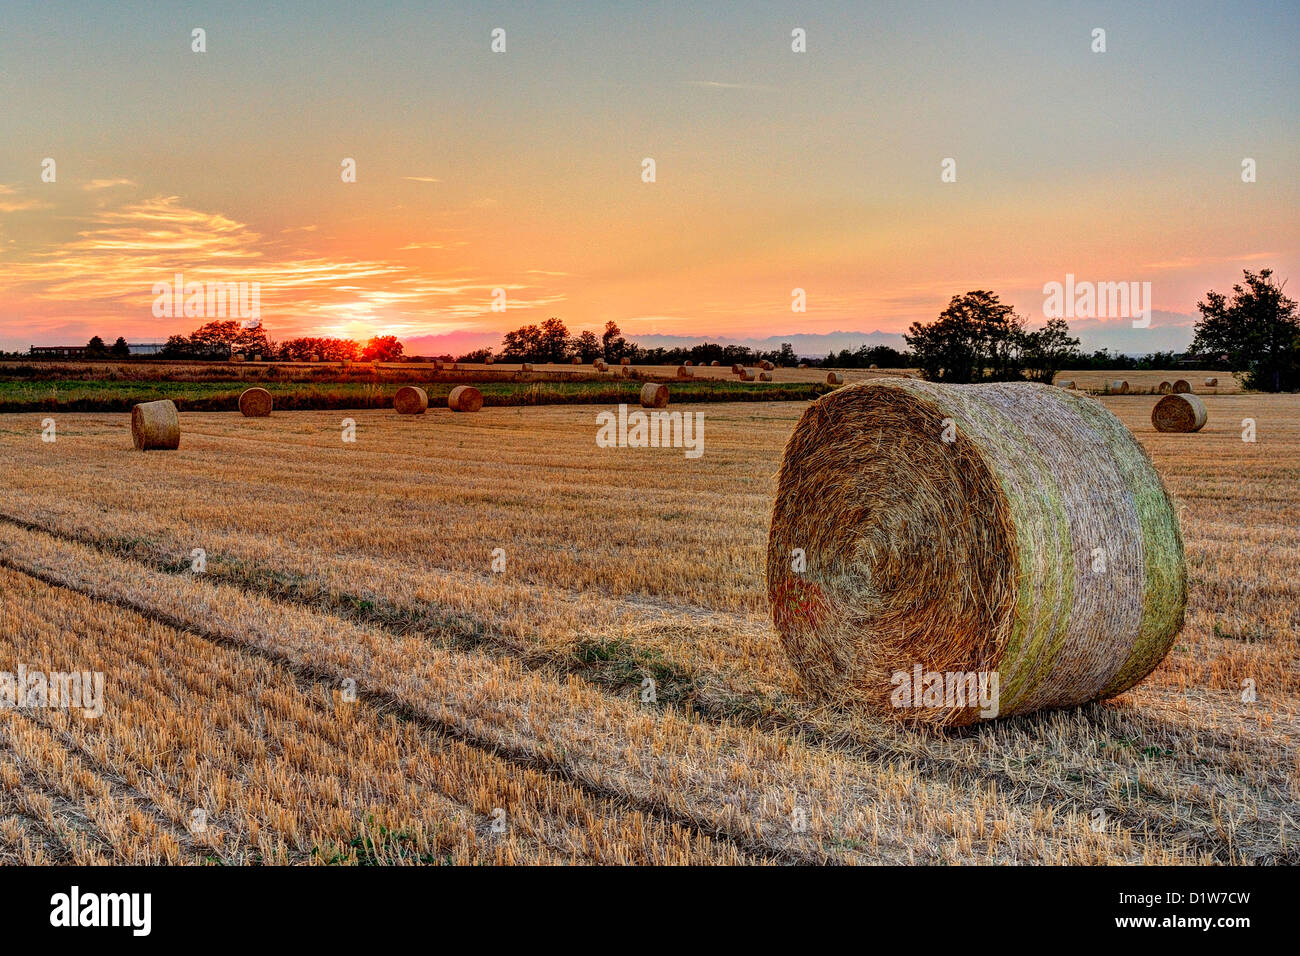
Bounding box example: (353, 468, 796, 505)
(1, 0, 1296, 355)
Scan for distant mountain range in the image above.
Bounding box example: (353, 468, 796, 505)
(401, 313, 1198, 359)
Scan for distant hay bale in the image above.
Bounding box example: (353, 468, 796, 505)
(1152, 393, 1207, 433)
(676, 365, 694, 379)
(131, 400, 180, 451)
(826, 372, 844, 385)
(766, 380, 1186, 726)
(740, 370, 756, 382)
(308, 354, 320, 363)
(1204, 377, 1217, 387)
(1157, 381, 1172, 394)
(594, 359, 608, 371)
(572, 356, 582, 364)
(710, 360, 720, 367)
(448, 385, 483, 413)
(759, 360, 775, 371)
(684, 360, 693, 367)
(732, 363, 745, 375)
(798, 363, 808, 369)
(639, 383, 669, 408)
(620, 357, 631, 366)
(250, 354, 261, 362)
(521, 362, 534, 372)
(759, 371, 773, 381)
(238, 387, 272, 417)
(869, 363, 878, 369)
(620, 365, 634, 379)
(1172, 379, 1192, 393)
(393, 385, 429, 415)
(1109, 380, 1129, 394)
(1056, 380, 1076, 389)
(230, 353, 245, 363)
(485, 356, 495, 365)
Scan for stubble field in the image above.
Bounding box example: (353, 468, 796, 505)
(0, 388, 1294, 864)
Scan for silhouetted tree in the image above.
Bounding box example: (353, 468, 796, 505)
(1189, 269, 1298, 392)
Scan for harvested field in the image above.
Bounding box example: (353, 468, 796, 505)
(0, 393, 1295, 864)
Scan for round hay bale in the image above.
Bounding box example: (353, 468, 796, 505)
(238, 387, 273, 417)
(826, 372, 844, 385)
(485, 355, 495, 365)
(448, 385, 483, 413)
(308, 354, 320, 363)
(731, 363, 744, 375)
(1157, 381, 1172, 394)
(639, 383, 669, 408)
(798, 363, 808, 369)
(684, 360, 693, 367)
(740, 370, 756, 382)
(1056, 380, 1076, 390)
(1109, 380, 1129, 394)
(230, 353, 246, 363)
(620, 366, 633, 379)
(250, 354, 261, 363)
(869, 363, 878, 370)
(594, 359, 608, 372)
(521, 362, 534, 372)
(710, 360, 720, 367)
(1172, 379, 1192, 393)
(1152, 393, 1207, 433)
(766, 380, 1186, 726)
(759, 371, 773, 381)
(572, 356, 582, 364)
(131, 400, 180, 451)
(1204, 377, 1217, 387)
(393, 385, 429, 415)
(759, 360, 775, 371)
(676, 365, 694, 379)
(620, 357, 631, 366)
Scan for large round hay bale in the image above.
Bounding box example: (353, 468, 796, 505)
(393, 385, 429, 415)
(731, 363, 745, 375)
(1172, 379, 1191, 393)
(1109, 380, 1129, 394)
(448, 385, 483, 413)
(131, 400, 180, 451)
(620, 365, 633, 378)
(620, 357, 631, 366)
(759, 371, 773, 381)
(1157, 381, 1172, 394)
(1204, 377, 1217, 387)
(1152, 393, 1207, 433)
(238, 387, 272, 417)
(676, 365, 694, 379)
(826, 372, 844, 385)
(639, 383, 669, 408)
(766, 380, 1186, 726)
(710, 360, 720, 367)
(1056, 380, 1076, 390)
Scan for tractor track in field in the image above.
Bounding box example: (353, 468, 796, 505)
(0, 552, 809, 865)
(1, 511, 1290, 862)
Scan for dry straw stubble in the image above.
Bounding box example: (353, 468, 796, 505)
(238, 387, 273, 417)
(131, 400, 180, 451)
(766, 380, 1187, 726)
(1152, 393, 1207, 433)
(448, 385, 484, 413)
(393, 385, 429, 415)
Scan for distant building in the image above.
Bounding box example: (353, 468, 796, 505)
(28, 343, 167, 359)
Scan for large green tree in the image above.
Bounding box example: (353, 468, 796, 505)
(905, 290, 1026, 383)
(1189, 269, 1298, 392)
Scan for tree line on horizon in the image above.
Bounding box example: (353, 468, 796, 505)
(22, 270, 1296, 390)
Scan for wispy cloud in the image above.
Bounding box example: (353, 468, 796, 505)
(682, 80, 777, 92)
(82, 178, 136, 191)
(402, 176, 442, 183)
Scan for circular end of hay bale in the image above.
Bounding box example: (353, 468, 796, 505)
(676, 365, 694, 379)
(448, 385, 483, 413)
(1157, 381, 1172, 394)
(868, 364, 878, 370)
(759, 370, 773, 381)
(521, 363, 534, 372)
(1152, 393, 1207, 433)
(639, 383, 669, 408)
(594, 359, 608, 372)
(826, 372, 844, 385)
(393, 385, 429, 415)
(572, 356, 582, 364)
(131, 400, 180, 451)
(619, 357, 631, 366)
(759, 360, 775, 371)
(1172, 379, 1191, 393)
(1204, 377, 1217, 387)
(238, 387, 273, 417)
(766, 380, 1186, 725)
(620, 365, 633, 378)
(684, 360, 693, 367)
(1110, 380, 1129, 394)
(731, 364, 744, 375)
(710, 360, 720, 367)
